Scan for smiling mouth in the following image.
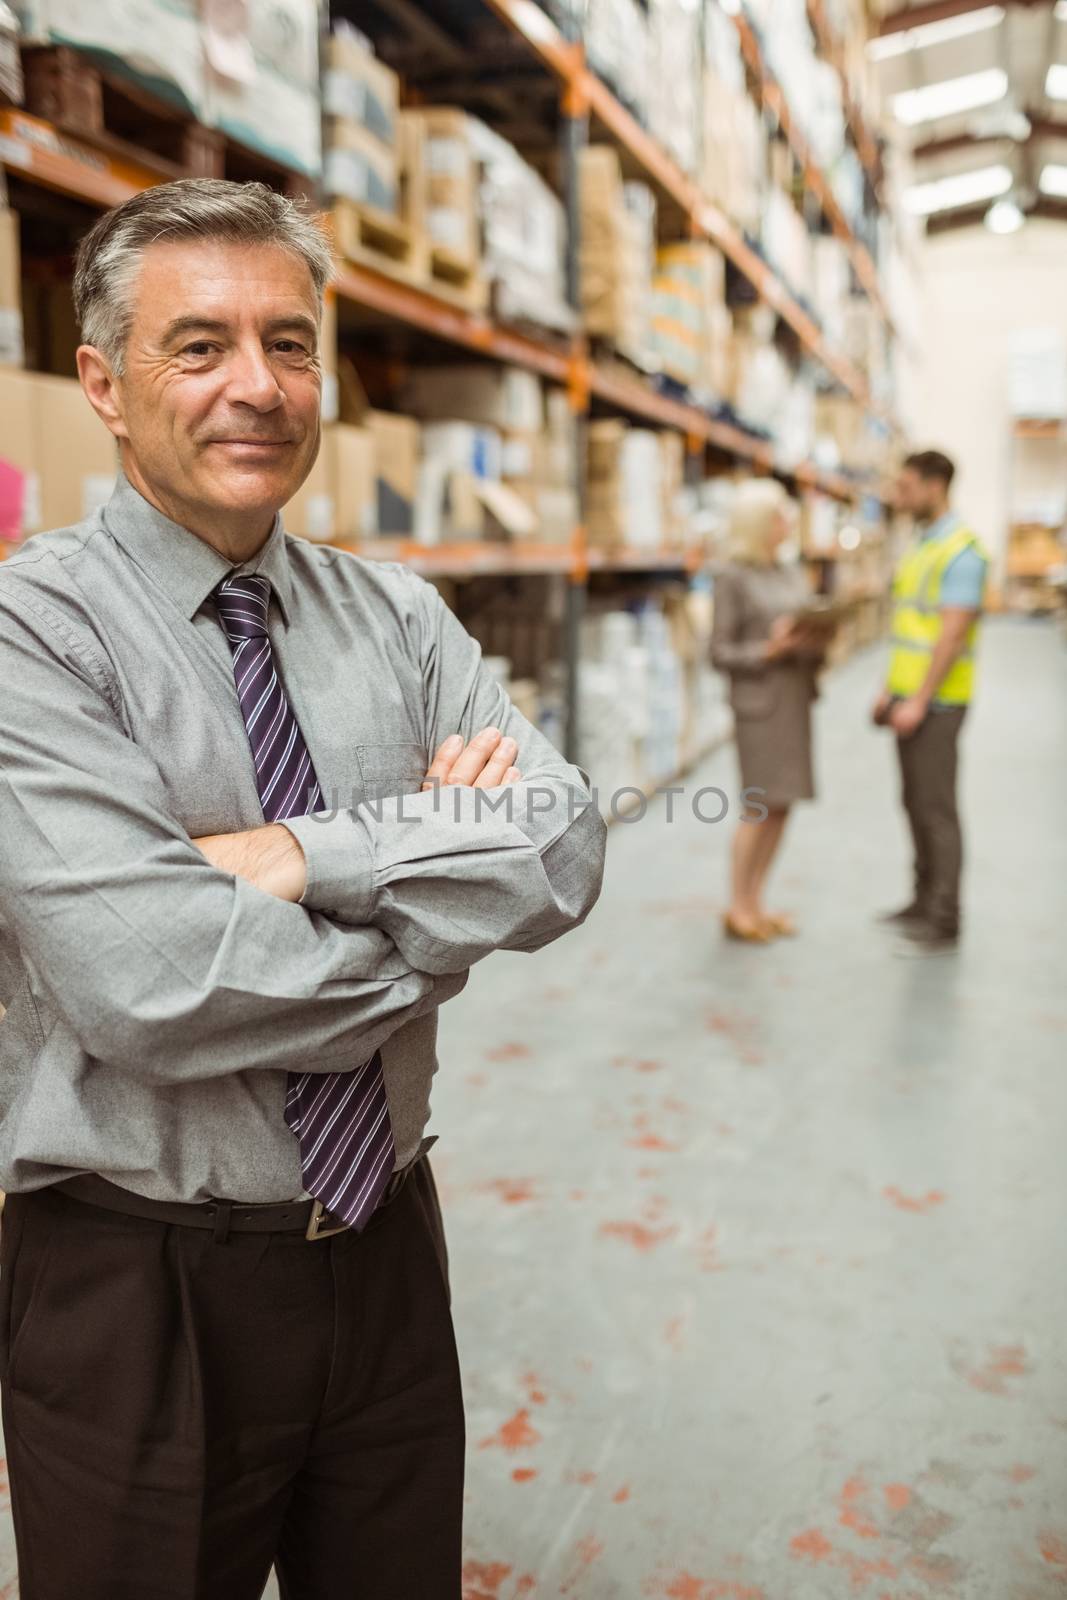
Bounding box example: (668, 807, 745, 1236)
(212, 439, 293, 447)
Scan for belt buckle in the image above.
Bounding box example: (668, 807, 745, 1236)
(305, 1200, 348, 1241)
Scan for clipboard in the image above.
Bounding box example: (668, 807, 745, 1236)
(791, 597, 853, 628)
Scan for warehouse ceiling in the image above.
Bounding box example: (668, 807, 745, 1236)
(870, 0, 1067, 227)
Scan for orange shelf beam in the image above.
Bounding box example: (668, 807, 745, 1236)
(333, 264, 574, 382)
(0, 108, 157, 207)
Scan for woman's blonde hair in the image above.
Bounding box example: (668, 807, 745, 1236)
(726, 478, 796, 565)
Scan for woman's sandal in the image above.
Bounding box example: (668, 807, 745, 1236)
(723, 913, 775, 943)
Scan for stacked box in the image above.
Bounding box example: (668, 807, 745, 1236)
(468, 117, 573, 334)
(585, 0, 650, 122)
(204, 0, 321, 177)
(0, 206, 24, 367)
(0, 368, 117, 540)
(579, 147, 655, 366)
(587, 421, 663, 550)
(651, 241, 726, 395)
(284, 424, 377, 544)
(761, 187, 813, 302)
(412, 108, 480, 266)
(647, 0, 700, 177)
(322, 26, 399, 214)
(703, 80, 766, 236)
(17, 0, 204, 115)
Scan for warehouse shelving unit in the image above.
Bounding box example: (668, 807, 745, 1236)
(0, 0, 897, 771)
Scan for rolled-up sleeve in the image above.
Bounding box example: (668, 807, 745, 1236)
(710, 566, 769, 676)
(284, 571, 606, 975)
(0, 590, 464, 1084)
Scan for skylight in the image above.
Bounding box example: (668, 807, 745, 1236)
(892, 68, 1009, 126)
(868, 7, 1005, 62)
(903, 163, 1013, 215)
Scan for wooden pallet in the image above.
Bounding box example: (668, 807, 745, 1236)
(21, 45, 313, 198)
(331, 197, 489, 314)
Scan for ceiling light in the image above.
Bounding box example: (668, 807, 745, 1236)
(892, 68, 1009, 127)
(868, 6, 1005, 61)
(985, 197, 1024, 233)
(1039, 162, 1067, 196)
(903, 163, 1013, 215)
(1046, 64, 1067, 100)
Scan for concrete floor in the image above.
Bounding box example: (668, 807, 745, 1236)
(3, 617, 1066, 1598)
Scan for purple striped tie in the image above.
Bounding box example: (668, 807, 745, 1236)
(214, 573, 396, 1230)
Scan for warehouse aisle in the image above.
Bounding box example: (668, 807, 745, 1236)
(432, 616, 1067, 1600)
(1, 621, 1065, 1600)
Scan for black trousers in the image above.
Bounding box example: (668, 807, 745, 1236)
(0, 1160, 465, 1600)
(896, 705, 967, 934)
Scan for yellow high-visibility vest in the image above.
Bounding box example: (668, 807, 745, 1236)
(886, 522, 988, 705)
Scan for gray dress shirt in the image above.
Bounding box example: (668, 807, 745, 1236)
(0, 474, 605, 1203)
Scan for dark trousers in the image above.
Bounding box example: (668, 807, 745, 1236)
(0, 1159, 465, 1600)
(896, 705, 967, 934)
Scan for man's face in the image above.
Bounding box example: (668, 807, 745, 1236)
(102, 238, 322, 531)
(896, 467, 941, 521)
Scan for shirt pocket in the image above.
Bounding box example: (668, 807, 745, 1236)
(356, 743, 428, 803)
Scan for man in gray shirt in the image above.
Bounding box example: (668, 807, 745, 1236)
(0, 178, 605, 1599)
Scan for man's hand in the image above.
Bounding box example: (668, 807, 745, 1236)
(193, 822, 307, 902)
(871, 690, 893, 727)
(764, 615, 798, 661)
(888, 694, 929, 739)
(423, 727, 522, 791)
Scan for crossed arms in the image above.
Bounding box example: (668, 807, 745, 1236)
(0, 577, 605, 1087)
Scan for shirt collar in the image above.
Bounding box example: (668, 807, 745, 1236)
(919, 510, 962, 543)
(102, 472, 294, 625)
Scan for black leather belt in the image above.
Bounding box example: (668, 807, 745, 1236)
(51, 1136, 437, 1244)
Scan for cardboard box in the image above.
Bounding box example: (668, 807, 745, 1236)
(29, 374, 117, 532)
(20, 273, 80, 376)
(323, 117, 398, 214)
(205, 0, 321, 177)
(328, 424, 375, 540)
(283, 440, 335, 542)
(367, 410, 419, 534)
(399, 365, 544, 433)
(411, 108, 479, 265)
(0, 208, 24, 368)
(323, 27, 398, 146)
(21, 0, 204, 115)
(0, 367, 39, 540)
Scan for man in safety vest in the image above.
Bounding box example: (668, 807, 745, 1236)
(872, 450, 989, 950)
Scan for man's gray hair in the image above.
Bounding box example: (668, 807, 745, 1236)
(73, 178, 335, 374)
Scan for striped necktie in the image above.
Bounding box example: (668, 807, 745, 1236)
(214, 572, 396, 1230)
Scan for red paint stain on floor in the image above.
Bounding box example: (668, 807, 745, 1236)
(599, 1220, 678, 1252)
(515, 1580, 536, 1596)
(651, 1579, 767, 1600)
(1039, 1531, 1067, 1565)
(478, 1409, 543, 1452)
(839, 1474, 880, 1540)
(462, 1559, 512, 1599)
(840, 1552, 898, 1588)
(629, 1113, 682, 1153)
(1006, 1462, 1036, 1483)
(884, 1186, 947, 1214)
(484, 1177, 539, 1206)
(962, 1342, 1031, 1395)
(511, 1468, 538, 1483)
(790, 1529, 834, 1562)
(520, 1372, 548, 1405)
(612, 1484, 631, 1503)
(883, 1483, 912, 1512)
(466, 1073, 489, 1089)
(559, 1535, 605, 1595)
(566, 1469, 597, 1486)
(485, 1041, 532, 1062)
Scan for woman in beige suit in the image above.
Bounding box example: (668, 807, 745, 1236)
(711, 480, 828, 941)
